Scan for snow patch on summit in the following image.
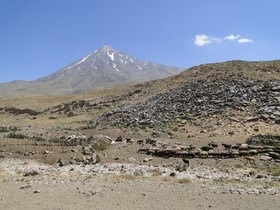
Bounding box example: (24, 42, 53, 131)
(67, 53, 93, 69)
(107, 51, 115, 61)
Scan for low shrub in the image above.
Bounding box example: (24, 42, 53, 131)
(133, 171, 143, 176)
(268, 166, 280, 176)
(234, 164, 243, 169)
(96, 154, 101, 163)
(91, 143, 110, 151)
(10, 126, 19, 132)
(176, 164, 187, 172)
(6, 132, 27, 139)
(32, 136, 46, 141)
(177, 178, 191, 184)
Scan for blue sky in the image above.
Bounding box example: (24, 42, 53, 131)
(0, 0, 279, 82)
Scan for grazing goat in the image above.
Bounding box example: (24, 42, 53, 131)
(182, 158, 190, 167)
(231, 143, 241, 150)
(208, 141, 218, 148)
(187, 144, 196, 151)
(200, 145, 213, 151)
(238, 144, 248, 150)
(244, 156, 256, 164)
(145, 138, 157, 146)
(198, 150, 208, 158)
(222, 143, 232, 150)
(136, 140, 144, 145)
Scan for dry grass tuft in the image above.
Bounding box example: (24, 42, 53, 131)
(177, 178, 191, 184)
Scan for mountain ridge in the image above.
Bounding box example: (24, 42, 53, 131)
(0, 45, 183, 97)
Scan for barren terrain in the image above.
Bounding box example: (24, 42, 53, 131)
(1, 60, 280, 209)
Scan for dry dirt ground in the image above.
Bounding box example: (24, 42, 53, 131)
(0, 93, 280, 210)
(0, 174, 280, 210)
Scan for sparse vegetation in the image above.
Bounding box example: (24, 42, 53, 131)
(0, 127, 9, 133)
(32, 136, 46, 141)
(96, 154, 101, 163)
(91, 106, 114, 118)
(268, 166, 280, 176)
(225, 178, 244, 185)
(234, 164, 243, 169)
(10, 126, 19, 132)
(133, 171, 143, 176)
(162, 177, 171, 182)
(91, 143, 110, 151)
(113, 174, 138, 181)
(177, 178, 191, 184)
(50, 136, 65, 144)
(84, 174, 97, 180)
(264, 181, 280, 187)
(151, 169, 160, 177)
(6, 132, 27, 139)
(0, 126, 19, 133)
(217, 177, 280, 188)
(176, 164, 187, 172)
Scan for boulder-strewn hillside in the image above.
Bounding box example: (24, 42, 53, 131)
(0, 45, 183, 97)
(91, 60, 280, 127)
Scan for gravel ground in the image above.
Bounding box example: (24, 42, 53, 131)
(0, 158, 280, 210)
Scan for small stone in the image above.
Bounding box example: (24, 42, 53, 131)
(128, 157, 136, 162)
(69, 159, 77, 165)
(246, 117, 259, 122)
(33, 190, 40, 193)
(228, 131, 235, 135)
(0, 154, 6, 158)
(20, 184, 32, 189)
(57, 158, 67, 167)
(170, 172, 176, 177)
(43, 150, 49, 154)
(115, 136, 123, 142)
(91, 154, 98, 164)
(200, 129, 207, 133)
(89, 189, 98, 195)
(256, 174, 264, 179)
(23, 169, 40, 177)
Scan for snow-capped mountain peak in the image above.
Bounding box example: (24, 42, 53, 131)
(0, 45, 183, 96)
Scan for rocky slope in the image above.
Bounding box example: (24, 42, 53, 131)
(0, 45, 183, 97)
(91, 60, 280, 127)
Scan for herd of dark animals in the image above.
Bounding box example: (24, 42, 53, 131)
(57, 135, 280, 166)
(137, 138, 280, 165)
(6, 133, 277, 167)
